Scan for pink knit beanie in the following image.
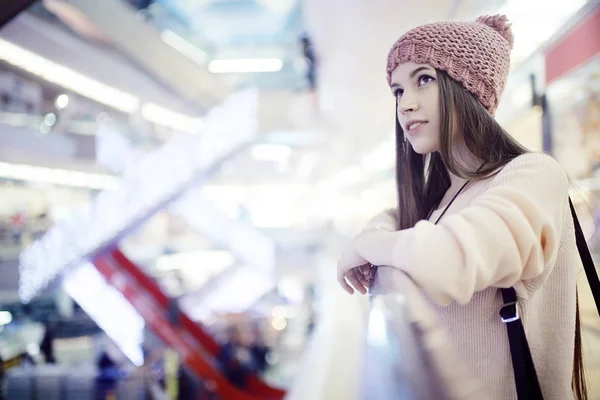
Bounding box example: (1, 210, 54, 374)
(386, 15, 514, 114)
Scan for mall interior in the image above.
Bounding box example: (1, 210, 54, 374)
(0, 0, 599, 399)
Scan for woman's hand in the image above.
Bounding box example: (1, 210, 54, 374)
(337, 240, 369, 294)
(337, 230, 395, 294)
(337, 259, 376, 295)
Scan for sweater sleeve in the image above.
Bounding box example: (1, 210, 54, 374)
(361, 208, 398, 233)
(386, 153, 569, 306)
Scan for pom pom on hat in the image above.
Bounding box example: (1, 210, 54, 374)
(476, 14, 514, 49)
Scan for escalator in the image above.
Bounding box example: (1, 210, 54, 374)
(92, 247, 285, 400)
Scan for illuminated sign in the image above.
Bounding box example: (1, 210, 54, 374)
(63, 262, 145, 366)
(19, 90, 259, 302)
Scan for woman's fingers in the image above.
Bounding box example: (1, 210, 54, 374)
(337, 271, 355, 295)
(357, 265, 371, 287)
(358, 273, 370, 288)
(346, 268, 368, 295)
(359, 263, 371, 276)
(338, 265, 376, 295)
(337, 240, 376, 295)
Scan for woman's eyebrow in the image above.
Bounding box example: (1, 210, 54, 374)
(390, 66, 433, 89)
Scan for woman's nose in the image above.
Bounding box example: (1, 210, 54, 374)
(398, 94, 419, 115)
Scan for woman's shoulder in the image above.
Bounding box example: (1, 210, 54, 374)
(506, 152, 564, 169)
(492, 152, 568, 187)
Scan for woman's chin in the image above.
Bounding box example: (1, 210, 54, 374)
(409, 142, 437, 155)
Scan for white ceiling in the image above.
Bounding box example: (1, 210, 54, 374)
(203, 0, 505, 191)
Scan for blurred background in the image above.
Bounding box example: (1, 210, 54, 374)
(0, 0, 599, 399)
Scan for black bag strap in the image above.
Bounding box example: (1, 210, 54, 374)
(502, 198, 600, 399)
(500, 286, 544, 399)
(569, 199, 600, 315)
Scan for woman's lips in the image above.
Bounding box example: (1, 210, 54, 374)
(406, 120, 428, 135)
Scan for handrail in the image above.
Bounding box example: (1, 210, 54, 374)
(363, 267, 486, 400)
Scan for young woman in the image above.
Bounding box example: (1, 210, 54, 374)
(337, 15, 587, 399)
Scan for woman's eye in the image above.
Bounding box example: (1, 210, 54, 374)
(418, 75, 435, 86)
(395, 89, 404, 99)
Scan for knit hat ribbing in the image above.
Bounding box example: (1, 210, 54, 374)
(386, 15, 514, 114)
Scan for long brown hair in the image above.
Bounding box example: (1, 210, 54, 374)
(573, 289, 587, 399)
(394, 69, 587, 398)
(394, 70, 527, 229)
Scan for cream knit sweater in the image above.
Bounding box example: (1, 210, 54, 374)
(364, 153, 578, 399)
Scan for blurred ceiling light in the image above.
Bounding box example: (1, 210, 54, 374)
(160, 29, 208, 66)
(251, 143, 292, 161)
(271, 316, 287, 331)
(0, 162, 119, 190)
(156, 250, 235, 272)
(0, 40, 205, 130)
(0, 39, 140, 113)
(0, 311, 12, 326)
(55, 94, 70, 109)
(208, 58, 284, 74)
(141, 102, 204, 133)
(44, 113, 57, 126)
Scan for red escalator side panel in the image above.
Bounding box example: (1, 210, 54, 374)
(93, 256, 267, 400)
(247, 375, 286, 397)
(110, 249, 170, 306)
(109, 249, 285, 399)
(111, 248, 221, 354)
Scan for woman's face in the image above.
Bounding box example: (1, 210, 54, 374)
(390, 61, 440, 154)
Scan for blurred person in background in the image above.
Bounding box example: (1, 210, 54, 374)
(127, 0, 154, 10)
(216, 325, 251, 388)
(31, 212, 51, 240)
(95, 350, 125, 400)
(9, 211, 26, 245)
(300, 33, 318, 92)
(248, 321, 269, 375)
(337, 15, 590, 399)
(40, 321, 56, 364)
